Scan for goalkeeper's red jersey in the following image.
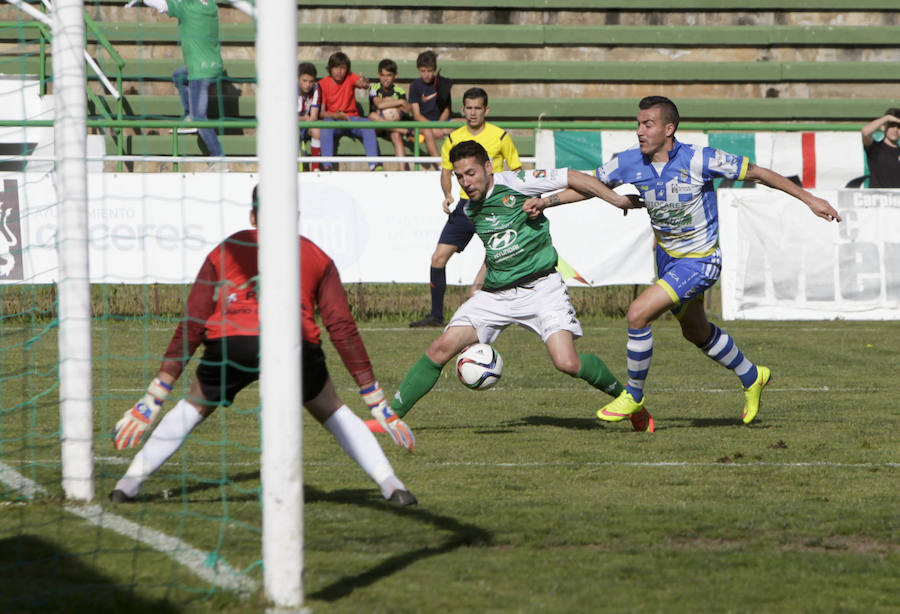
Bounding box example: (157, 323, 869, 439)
(160, 230, 373, 384)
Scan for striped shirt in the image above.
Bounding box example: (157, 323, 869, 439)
(596, 139, 748, 257)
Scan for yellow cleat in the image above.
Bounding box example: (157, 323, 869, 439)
(597, 390, 644, 422)
(742, 365, 771, 424)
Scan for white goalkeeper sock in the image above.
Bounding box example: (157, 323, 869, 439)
(114, 399, 205, 497)
(323, 405, 406, 499)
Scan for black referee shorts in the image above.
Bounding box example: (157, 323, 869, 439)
(437, 199, 475, 250)
(195, 336, 330, 406)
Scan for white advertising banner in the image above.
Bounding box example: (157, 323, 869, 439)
(719, 188, 900, 320)
(0, 172, 654, 287)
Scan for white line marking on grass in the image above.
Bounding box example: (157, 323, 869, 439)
(0, 461, 258, 595)
(342, 385, 859, 394)
(357, 325, 898, 334)
(66, 504, 257, 594)
(417, 461, 899, 469)
(0, 462, 46, 499)
(6, 459, 895, 471)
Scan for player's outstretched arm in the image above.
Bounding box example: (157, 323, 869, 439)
(523, 189, 585, 219)
(566, 169, 641, 211)
(113, 372, 175, 450)
(744, 163, 842, 223)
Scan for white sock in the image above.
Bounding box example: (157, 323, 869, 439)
(114, 399, 205, 497)
(311, 137, 321, 147)
(323, 405, 405, 499)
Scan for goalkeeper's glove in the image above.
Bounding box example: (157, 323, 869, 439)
(113, 377, 172, 450)
(361, 382, 414, 451)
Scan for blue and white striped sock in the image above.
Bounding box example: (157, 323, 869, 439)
(698, 324, 758, 388)
(625, 326, 653, 402)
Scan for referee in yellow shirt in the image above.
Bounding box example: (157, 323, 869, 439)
(410, 87, 522, 327)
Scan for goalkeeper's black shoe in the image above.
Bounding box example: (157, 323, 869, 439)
(388, 489, 418, 507)
(108, 489, 137, 504)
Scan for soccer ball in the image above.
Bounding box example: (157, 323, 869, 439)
(456, 343, 503, 390)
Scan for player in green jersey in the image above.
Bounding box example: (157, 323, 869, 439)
(383, 141, 654, 433)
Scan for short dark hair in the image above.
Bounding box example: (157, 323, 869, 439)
(462, 87, 488, 107)
(449, 140, 489, 166)
(416, 50, 437, 69)
(639, 95, 680, 130)
(885, 107, 900, 127)
(378, 58, 398, 74)
(327, 51, 351, 72)
(252, 185, 259, 210)
(298, 62, 317, 79)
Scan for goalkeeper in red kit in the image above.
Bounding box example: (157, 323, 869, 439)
(111, 186, 416, 506)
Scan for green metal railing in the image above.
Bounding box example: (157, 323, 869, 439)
(2, 9, 129, 167)
(0, 118, 865, 172)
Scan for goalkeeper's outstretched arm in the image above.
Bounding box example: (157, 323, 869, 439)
(316, 253, 415, 451)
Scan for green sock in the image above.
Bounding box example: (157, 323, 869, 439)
(390, 353, 444, 418)
(576, 353, 623, 397)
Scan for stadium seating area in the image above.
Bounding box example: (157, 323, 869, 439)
(0, 0, 897, 165)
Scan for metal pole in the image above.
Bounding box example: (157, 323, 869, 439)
(54, 0, 93, 502)
(257, 0, 303, 609)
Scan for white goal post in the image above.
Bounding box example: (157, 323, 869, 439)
(256, 0, 304, 609)
(55, 0, 94, 502)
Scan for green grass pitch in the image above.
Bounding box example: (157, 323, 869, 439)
(0, 316, 898, 612)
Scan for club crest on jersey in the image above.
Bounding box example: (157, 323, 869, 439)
(680, 169, 689, 181)
(488, 229, 517, 250)
(485, 213, 502, 227)
(502, 194, 517, 208)
(532, 170, 547, 178)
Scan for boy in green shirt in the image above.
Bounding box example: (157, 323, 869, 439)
(144, 0, 225, 166)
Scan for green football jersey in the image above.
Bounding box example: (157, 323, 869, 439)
(465, 169, 570, 290)
(167, 0, 223, 80)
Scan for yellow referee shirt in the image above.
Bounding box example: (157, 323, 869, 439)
(441, 123, 522, 199)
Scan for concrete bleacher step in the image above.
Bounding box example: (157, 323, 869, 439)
(100, 132, 538, 157)
(93, 94, 896, 122)
(4, 21, 899, 47)
(9, 56, 900, 84)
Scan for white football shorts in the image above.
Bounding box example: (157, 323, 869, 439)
(446, 272, 583, 344)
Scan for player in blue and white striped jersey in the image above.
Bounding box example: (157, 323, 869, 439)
(525, 96, 841, 427)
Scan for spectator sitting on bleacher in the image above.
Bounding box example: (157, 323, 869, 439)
(861, 108, 900, 188)
(142, 0, 226, 171)
(409, 50, 453, 169)
(318, 52, 381, 171)
(298, 62, 322, 171)
(368, 59, 411, 170)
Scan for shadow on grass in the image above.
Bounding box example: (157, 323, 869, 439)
(0, 535, 180, 614)
(305, 485, 493, 602)
(660, 417, 774, 429)
(121, 470, 262, 505)
(123, 473, 493, 604)
(512, 415, 603, 431)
